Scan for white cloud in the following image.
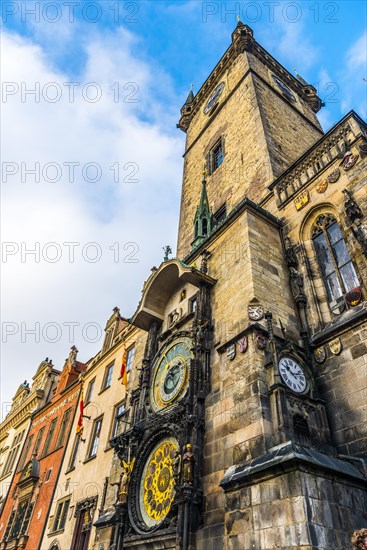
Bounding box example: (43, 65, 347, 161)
(1, 27, 184, 415)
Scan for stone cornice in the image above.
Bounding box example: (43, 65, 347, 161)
(0, 391, 44, 438)
(268, 111, 367, 208)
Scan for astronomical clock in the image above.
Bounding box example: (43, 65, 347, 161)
(110, 259, 216, 548)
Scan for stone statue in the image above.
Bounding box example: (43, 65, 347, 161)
(284, 237, 298, 269)
(352, 220, 367, 256)
(194, 320, 209, 346)
(289, 267, 306, 302)
(172, 450, 181, 485)
(182, 444, 194, 484)
(112, 458, 135, 504)
(68, 345, 78, 367)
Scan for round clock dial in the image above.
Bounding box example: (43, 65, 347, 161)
(272, 75, 296, 101)
(150, 337, 192, 412)
(138, 437, 178, 528)
(204, 82, 225, 114)
(279, 357, 307, 393)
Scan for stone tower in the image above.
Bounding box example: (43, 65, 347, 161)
(177, 21, 323, 259)
(93, 22, 366, 550)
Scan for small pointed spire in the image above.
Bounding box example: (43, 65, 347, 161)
(184, 85, 194, 106)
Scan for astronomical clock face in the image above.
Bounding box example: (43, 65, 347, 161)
(150, 337, 192, 412)
(138, 437, 179, 528)
(279, 356, 308, 394)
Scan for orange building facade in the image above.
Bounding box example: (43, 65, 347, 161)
(0, 349, 85, 550)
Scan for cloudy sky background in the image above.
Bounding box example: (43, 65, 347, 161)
(1, 0, 366, 416)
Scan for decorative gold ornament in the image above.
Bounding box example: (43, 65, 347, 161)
(329, 337, 342, 355)
(316, 180, 328, 194)
(140, 438, 178, 526)
(294, 190, 310, 211)
(314, 347, 326, 364)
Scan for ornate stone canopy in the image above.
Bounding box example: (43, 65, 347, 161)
(130, 259, 216, 331)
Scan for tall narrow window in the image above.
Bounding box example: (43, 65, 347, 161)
(68, 434, 81, 470)
(17, 435, 33, 472)
(126, 346, 135, 373)
(312, 215, 360, 309)
(88, 417, 103, 459)
(112, 403, 127, 438)
(51, 498, 70, 532)
(85, 378, 95, 405)
(211, 140, 223, 172)
(41, 418, 58, 457)
(55, 409, 72, 449)
(101, 363, 114, 391)
(33, 427, 45, 458)
(2, 430, 25, 476)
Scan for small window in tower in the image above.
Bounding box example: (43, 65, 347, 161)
(202, 218, 208, 235)
(207, 138, 224, 175)
(212, 140, 223, 172)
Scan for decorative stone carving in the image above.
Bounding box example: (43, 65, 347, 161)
(316, 180, 328, 194)
(294, 190, 310, 211)
(248, 305, 264, 321)
(182, 444, 194, 484)
(327, 168, 341, 183)
(289, 267, 306, 303)
(238, 336, 248, 353)
(343, 189, 363, 223)
(329, 337, 342, 355)
(345, 287, 362, 307)
(226, 344, 236, 361)
(314, 347, 326, 364)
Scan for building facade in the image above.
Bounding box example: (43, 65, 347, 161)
(0, 359, 60, 513)
(95, 22, 367, 550)
(41, 309, 145, 550)
(0, 349, 85, 550)
(2, 21, 367, 550)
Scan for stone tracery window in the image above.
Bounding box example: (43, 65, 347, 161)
(312, 214, 359, 309)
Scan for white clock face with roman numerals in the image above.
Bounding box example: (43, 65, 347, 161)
(279, 357, 307, 393)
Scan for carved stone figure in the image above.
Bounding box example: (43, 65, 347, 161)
(343, 189, 363, 223)
(68, 345, 78, 367)
(182, 444, 194, 484)
(194, 320, 209, 346)
(172, 450, 181, 485)
(289, 267, 306, 302)
(200, 249, 211, 274)
(112, 458, 136, 504)
(352, 220, 367, 256)
(284, 237, 298, 268)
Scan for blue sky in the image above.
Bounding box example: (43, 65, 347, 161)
(1, 0, 366, 411)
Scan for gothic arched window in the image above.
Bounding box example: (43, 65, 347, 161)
(202, 217, 208, 236)
(312, 214, 359, 308)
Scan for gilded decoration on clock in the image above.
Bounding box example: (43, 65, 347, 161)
(139, 438, 179, 528)
(150, 337, 193, 412)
